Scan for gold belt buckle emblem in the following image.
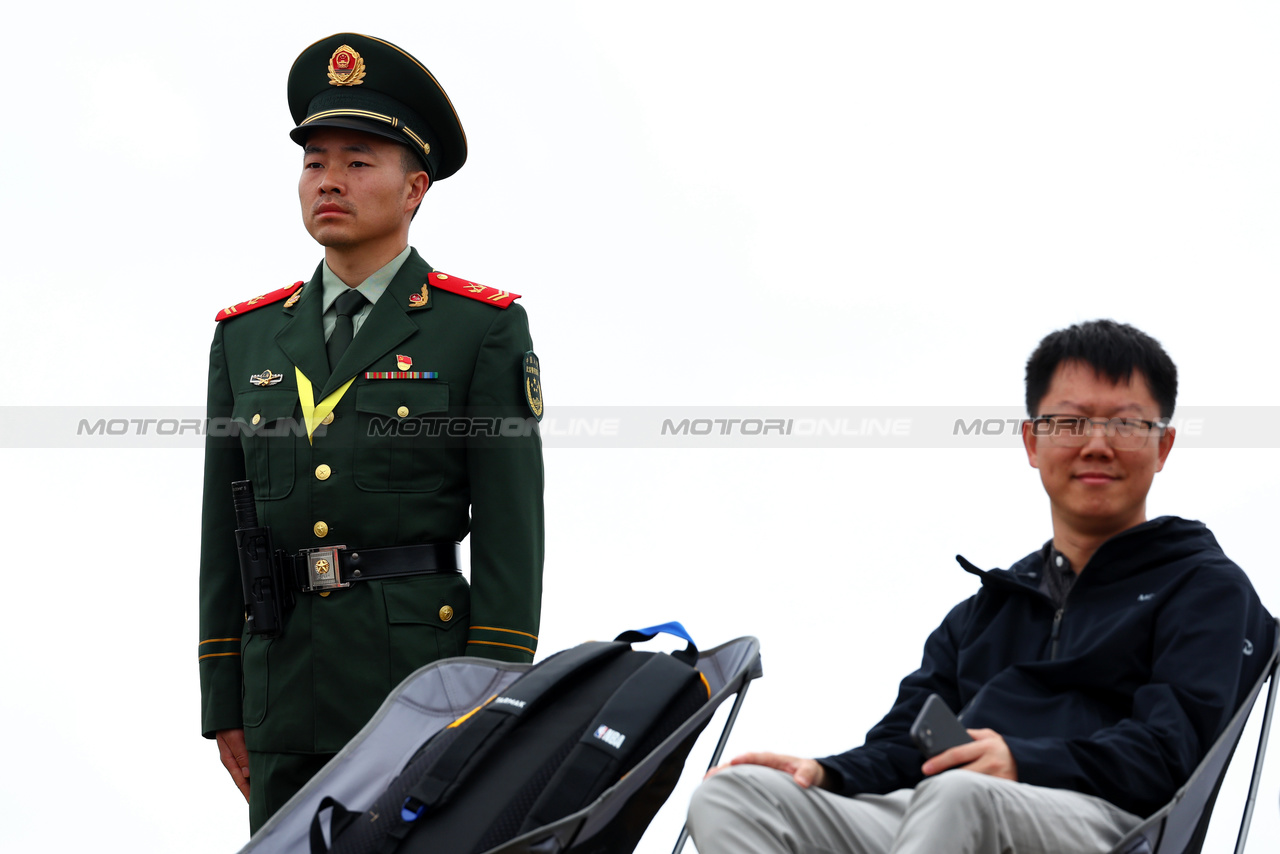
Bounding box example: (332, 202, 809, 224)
(302, 545, 348, 592)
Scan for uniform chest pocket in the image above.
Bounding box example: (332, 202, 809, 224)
(354, 382, 452, 493)
(232, 389, 300, 500)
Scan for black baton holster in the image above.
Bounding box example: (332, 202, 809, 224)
(232, 480, 294, 637)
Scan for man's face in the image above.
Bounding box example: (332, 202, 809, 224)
(1021, 360, 1175, 540)
(298, 127, 426, 249)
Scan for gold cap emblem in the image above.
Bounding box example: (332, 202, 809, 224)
(327, 46, 366, 87)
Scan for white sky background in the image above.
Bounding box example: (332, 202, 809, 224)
(2, 2, 1278, 851)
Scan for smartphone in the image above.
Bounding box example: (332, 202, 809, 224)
(909, 694, 973, 758)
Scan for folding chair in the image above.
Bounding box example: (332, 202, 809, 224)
(1109, 618, 1279, 854)
(237, 634, 762, 854)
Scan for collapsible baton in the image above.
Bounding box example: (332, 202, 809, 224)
(232, 480, 291, 637)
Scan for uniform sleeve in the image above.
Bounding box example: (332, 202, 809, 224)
(198, 322, 248, 737)
(463, 302, 544, 662)
(816, 598, 976, 795)
(1002, 568, 1272, 817)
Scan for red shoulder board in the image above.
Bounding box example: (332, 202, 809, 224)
(428, 271, 521, 308)
(214, 281, 305, 322)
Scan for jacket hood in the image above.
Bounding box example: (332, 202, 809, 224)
(957, 516, 1223, 590)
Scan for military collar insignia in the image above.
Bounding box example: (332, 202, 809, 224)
(250, 370, 284, 387)
(407, 283, 431, 311)
(283, 289, 303, 309)
(328, 45, 366, 87)
(523, 351, 543, 421)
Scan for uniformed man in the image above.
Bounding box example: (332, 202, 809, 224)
(198, 33, 545, 833)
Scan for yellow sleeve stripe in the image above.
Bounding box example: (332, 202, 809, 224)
(470, 626, 539, 641)
(199, 637, 241, 645)
(198, 652, 242, 661)
(468, 640, 536, 656)
(699, 672, 711, 698)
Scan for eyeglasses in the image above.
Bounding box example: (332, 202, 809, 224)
(1030, 415, 1168, 450)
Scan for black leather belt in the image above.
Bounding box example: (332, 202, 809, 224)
(289, 542, 461, 593)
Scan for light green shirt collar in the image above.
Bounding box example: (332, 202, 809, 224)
(321, 245, 413, 312)
(320, 246, 413, 340)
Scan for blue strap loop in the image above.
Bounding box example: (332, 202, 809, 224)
(615, 621, 698, 664)
(626, 622, 694, 646)
(400, 797, 426, 823)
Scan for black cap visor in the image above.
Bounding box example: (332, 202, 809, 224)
(290, 117, 432, 176)
(290, 87, 437, 176)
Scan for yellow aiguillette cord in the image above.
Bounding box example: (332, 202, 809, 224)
(296, 367, 355, 444)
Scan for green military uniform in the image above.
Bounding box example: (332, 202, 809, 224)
(197, 33, 544, 832)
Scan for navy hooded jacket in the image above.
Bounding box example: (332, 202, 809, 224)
(817, 516, 1273, 818)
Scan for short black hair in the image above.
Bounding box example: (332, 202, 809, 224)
(1025, 320, 1178, 419)
(400, 144, 423, 175)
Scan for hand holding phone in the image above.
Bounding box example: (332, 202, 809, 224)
(909, 694, 974, 759)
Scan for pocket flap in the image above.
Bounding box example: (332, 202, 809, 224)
(356, 382, 450, 418)
(233, 389, 299, 427)
(382, 575, 469, 630)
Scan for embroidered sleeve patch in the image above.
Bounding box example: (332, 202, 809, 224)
(523, 351, 543, 421)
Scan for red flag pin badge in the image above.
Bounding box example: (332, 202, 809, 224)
(396, 354, 413, 371)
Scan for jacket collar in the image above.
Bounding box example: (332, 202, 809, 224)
(957, 516, 1206, 591)
(320, 249, 434, 398)
(274, 249, 436, 399)
(275, 262, 330, 389)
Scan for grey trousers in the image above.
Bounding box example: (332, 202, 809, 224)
(686, 765, 1143, 854)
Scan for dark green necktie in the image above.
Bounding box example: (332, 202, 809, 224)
(327, 288, 368, 370)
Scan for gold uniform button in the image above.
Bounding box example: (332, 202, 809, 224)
(319, 591, 331, 598)
(397, 405, 409, 418)
(436, 273, 448, 280)
(439, 605, 454, 622)
(321, 412, 335, 425)
(251, 414, 261, 425)
(316, 464, 332, 481)
(313, 521, 329, 538)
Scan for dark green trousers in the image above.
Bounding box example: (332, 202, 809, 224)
(248, 750, 335, 834)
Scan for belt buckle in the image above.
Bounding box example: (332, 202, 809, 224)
(300, 545, 349, 592)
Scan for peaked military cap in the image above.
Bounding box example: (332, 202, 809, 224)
(288, 33, 467, 181)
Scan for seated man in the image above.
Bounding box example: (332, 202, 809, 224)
(687, 320, 1273, 854)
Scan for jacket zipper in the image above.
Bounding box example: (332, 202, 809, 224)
(1050, 607, 1065, 660)
(958, 553, 1075, 660)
